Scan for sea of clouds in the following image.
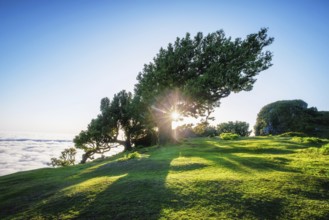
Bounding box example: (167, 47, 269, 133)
(0, 131, 123, 176)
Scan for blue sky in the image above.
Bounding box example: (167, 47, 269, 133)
(1, 0, 329, 134)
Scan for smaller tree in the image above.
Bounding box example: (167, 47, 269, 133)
(74, 91, 153, 163)
(49, 147, 77, 167)
(74, 113, 120, 164)
(217, 121, 251, 137)
(193, 122, 218, 137)
(110, 91, 149, 151)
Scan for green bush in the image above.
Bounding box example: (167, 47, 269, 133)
(193, 122, 218, 137)
(301, 147, 318, 155)
(292, 136, 326, 144)
(49, 147, 77, 167)
(127, 152, 142, 160)
(319, 144, 329, 155)
(220, 133, 240, 140)
(217, 121, 251, 137)
(254, 100, 329, 137)
(301, 143, 329, 155)
(279, 132, 307, 137)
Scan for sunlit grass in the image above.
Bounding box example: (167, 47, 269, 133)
(62, 174, 127, 196)
(0, 136, 329, 219)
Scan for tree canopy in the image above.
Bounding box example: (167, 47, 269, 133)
(74, 90, 153, 163)
(74, 28, 274, 163)
(217, 121, 251, 137)
(254, 100, 329, 138)
(135, 28, 273, 144)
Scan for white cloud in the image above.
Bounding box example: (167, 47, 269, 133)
(0, 133, 123, 176)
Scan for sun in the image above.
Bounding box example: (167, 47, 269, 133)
(171, 111, 180, 120)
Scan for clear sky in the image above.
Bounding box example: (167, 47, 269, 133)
(1, 0, 329, 135)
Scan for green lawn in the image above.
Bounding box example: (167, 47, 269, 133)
(1, 136, 329, 219)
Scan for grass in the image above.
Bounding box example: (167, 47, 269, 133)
(1, 136, 329, 219)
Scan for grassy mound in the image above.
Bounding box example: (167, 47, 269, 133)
(1, 136, 329, 219)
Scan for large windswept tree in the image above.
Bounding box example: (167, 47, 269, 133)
(135, 28, 274, 144)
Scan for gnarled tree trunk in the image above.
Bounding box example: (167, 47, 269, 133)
(80, 151, 93, 164)
(156, 112, 174, 145)
(124, 134, 132, 151)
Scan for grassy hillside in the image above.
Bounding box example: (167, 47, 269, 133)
(1, 136, 329, 219)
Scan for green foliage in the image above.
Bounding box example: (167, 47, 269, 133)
(193, 122, 217, 137)
(2, 137, 329, 219)
(300, 147, 320, 155)
(110, 90, 148, 151)
(126, 152, 142, 160)
(217, 121, 251, 137)
(135, 28, 273, 143)
(254, 100, 329, 138)
(220, 132, 240, 140)
(74, 112, 119, 164)
(291, 136, 328, 144)
(301, 144, 329, 155)
(278, 132, 307, 137)
(49, 147, 76, 167)
(319, 144, 329, 155)
(133, 129, 158, 147)
(74, 90, 152, 163)
(175, 123, 196, 139)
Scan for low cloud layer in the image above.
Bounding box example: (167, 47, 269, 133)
(0, 133, 123, 176)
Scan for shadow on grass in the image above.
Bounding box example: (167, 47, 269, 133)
(206, 145, 295, 155)
(183, 141, 296, 174)
(167, 179, 285, 219)
(32, 147, 181, 219)
(80, 155, 287, 219)
(74, 147, 207, 219)
(0, 137, 314, 219)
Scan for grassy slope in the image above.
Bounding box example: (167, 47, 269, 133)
(1, 136, 329, 219)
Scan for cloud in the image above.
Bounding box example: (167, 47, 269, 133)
(0, 136, 123, 176)
(0, 139, 69, 175)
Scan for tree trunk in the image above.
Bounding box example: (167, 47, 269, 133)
(124, 134, 133, 151)
(80, 151, 93, 164)
(157, 112, 174, 145)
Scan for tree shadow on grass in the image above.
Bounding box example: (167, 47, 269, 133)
(221, 154, 295, 173)
(0, 167, 99, 218)
(73, 149, 181, 219)
(177, 151, 296, 175)
(1, 138, 303, 219)
(205, 143, 295, 155)
(77, 156, 287, 220)
(166, 179, 286, 219)
(70, 139, 299, 219)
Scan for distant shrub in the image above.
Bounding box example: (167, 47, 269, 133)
(220, 133, 240, 140)
(217, 121, 251, 137)
(204, 126, 218, 137)
(319, 144, 329, 155)
(126, 152, 142, 160)
(118, 151, 143, 162)
(301, 144, 329, 155)
(193, 122, 218, 137)
(301, 147, 318, 155)
(292, 136, 327, 144)
(49, 147, 77, 167)
(279, 132, 307, 137)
